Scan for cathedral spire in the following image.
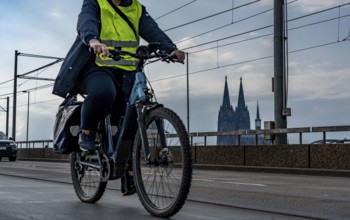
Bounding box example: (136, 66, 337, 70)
(255, 101, 261, 130)
(218, 76, 236, 145)
(237, 77, 246, 110)
(222, 76, 231, 108)
(235, 77, 250, 130)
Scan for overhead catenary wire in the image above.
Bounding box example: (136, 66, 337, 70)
(184, 4, 350, 78)
(176, 8, 273, 45)
(0, 83, 54, 98)
(6, 3, 347, 96)
(17, 53, 64, 60)
(150, 38, 350, 83)
(343, 31, 350, 41)
(0, 0, 261, 89)
(16, 98, 61, 108)
(182, 24, 273, 51)
(2, 18, 349, 97)
(338, 5, 341, 41)
(184, 2, 350, 51)
(176, 1, 350, 54)
(0, 79, 14, 86)
(17, 62, 57, 88)
(288, 2, 350, 22)
(150, 55, 274, 83)
(1, 1, 349, 97)
(289, 38, 350, 54)
(175, 0, 299, 45)
(190, 33, 273, 54)
(187, 11, 350, 55)
(288, 13, 350, 32)
(0, 52, 63, 96)
(155, 0, 197, 20)
(163, 0, 261, 32)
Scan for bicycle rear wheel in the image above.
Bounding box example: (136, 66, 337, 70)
(70, 150, 107, 203)
(133, 106, 192, 217)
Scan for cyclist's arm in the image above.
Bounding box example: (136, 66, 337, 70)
(139, 6, 178, 54)
(76, 0, 100, 47)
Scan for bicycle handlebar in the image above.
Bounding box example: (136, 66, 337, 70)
(109, 43, 179, 64)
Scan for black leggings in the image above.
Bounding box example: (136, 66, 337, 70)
(77, 60, 135, 131)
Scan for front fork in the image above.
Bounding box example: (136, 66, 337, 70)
(136, 103, 167, 166)
(136, 104, 151, 164)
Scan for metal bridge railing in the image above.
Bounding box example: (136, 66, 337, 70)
(16, 140, 53, 149)
(15, 125, 350, 148)
(188, 125, 350, 146)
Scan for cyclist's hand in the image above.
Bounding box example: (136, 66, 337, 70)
(89, 39, 110, 57)
(170, 49, 185, 64)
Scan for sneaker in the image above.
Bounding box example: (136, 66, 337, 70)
(121, 171, 136, 196)
(79, 132, 96, 152)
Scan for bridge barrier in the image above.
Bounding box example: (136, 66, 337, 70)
(195, 144, 350, 170)
(15, 125, 350, 170)
(16, 144, 350, 170)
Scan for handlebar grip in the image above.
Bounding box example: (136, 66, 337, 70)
(166, 55, 180, 63)
(109, 49, 121, 61)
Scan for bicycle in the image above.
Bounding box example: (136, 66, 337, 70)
(70, 43, 193, 218)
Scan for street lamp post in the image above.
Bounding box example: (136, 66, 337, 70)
(23, 91, 30, 148)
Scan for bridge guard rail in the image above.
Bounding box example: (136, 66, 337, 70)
(15, 125, 350, 148)
(188, 127, 311, 146)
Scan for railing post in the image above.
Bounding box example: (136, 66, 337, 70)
(308, 144, 311, 168)
(194, 144, 197, 164)
(243, 145, 246, 166)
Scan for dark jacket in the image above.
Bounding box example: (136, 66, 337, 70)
(52, 0, 177, 98)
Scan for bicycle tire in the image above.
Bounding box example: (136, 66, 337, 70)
(133, 106, 192, 217)
(70, 151, 107, 203)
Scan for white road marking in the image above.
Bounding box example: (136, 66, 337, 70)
(193, 178, 266, 187)
(142, 171, 266, 186)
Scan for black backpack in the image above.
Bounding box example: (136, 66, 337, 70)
(53, 95, 82, 154)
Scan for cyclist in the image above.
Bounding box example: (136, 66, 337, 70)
(52, 0, 185, 195)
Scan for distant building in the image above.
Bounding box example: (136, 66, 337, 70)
(217, 76, 268, 145)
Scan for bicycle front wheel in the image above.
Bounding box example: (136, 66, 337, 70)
(133, 106, 192, 218)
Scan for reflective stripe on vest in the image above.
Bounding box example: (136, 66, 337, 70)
(96, 0, 142, 71)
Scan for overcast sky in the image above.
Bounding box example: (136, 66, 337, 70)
(0, 0, 350, 144)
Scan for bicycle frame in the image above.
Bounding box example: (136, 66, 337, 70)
(107, 71, 151, 162)
(106, 50, 167, 169)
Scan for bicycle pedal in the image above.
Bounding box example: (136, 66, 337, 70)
(80, 151, 88, 158)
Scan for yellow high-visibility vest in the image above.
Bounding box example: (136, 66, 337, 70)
(96, 0, 142, 71)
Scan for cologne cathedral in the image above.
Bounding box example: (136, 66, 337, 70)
(217, 76, 266, 145)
